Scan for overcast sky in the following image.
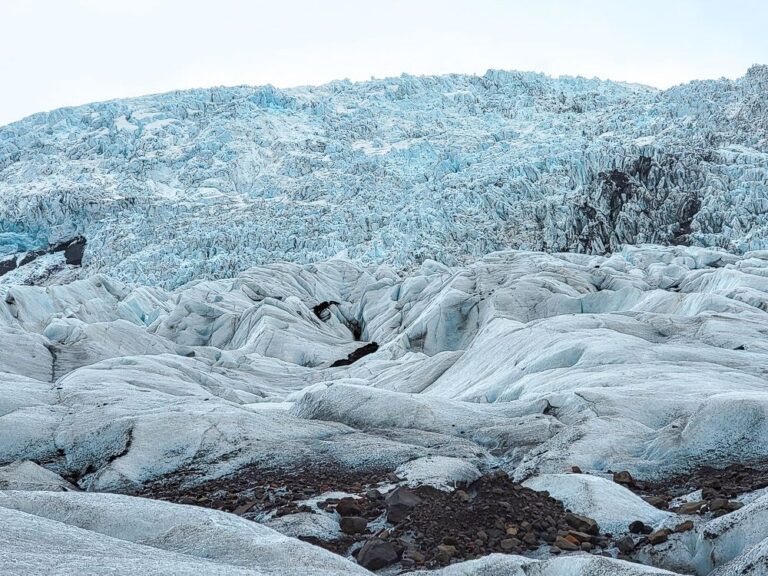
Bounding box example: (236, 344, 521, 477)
(1, 0, 767, 126)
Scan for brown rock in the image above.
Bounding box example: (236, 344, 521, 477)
(676, 501, 706, 515)
(385, 486, 421, 524)
(385, 472, 402, 483)
(403, 549, 425, 564)
(365, 488, 383, 501)
(613, 470, 635, 487)
(454, 489, 470, 502)
(563, 534, 580, 546)
(500, 538, 519, 551)
(566, 530, 593, 543)
(674, 520, 694, 533)
(648, 529, 670, 545)
(642, 495, 669, 510)
(571, 466, 583, 474)
(554, 535, 580, 551)
(709, 498, 729, 512)
(357, 538, 398, 570)
(232, 501, 257, 516)
(565, 513, 599, 535)
(436, 544, 457, 563)
(335, 497, 362, 517)
(340, 516, 368, 535)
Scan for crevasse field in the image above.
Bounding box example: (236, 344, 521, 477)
(2, 67, 768, 575)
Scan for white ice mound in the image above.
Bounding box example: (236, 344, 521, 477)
(522, 474, 672, 535)
(0, 460, 78, 491)
(0, 491, 370, 575)
(411, 553, 678, 575)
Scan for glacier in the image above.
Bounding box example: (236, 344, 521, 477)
(3, 67, 768, 575)
(1, 67, 767, 287)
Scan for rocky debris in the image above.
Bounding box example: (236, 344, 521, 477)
(124, 451, 762, 572)
(312, 301, 339, 321)
(620, 463, 768, 528)
(356, 538, 398, 570)
(385, 472, 610, 568)
(133, 464, 388, 518)
(259, 471, 616, 569)
(330, 342, 380, 367)
(340, 516, 368, 535)
(0, 235, 86, 279)
(385, 486, 421, 524)
(63, 237, 86, 266)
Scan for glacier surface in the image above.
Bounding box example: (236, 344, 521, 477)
(2, 245, 768, 574)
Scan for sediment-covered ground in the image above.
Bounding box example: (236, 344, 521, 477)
(3, 244, 768, 574)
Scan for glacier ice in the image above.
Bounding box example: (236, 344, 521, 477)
(1, 67, 768, 287)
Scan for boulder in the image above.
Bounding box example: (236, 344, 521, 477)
(629, 520, 653, 535)
(613, 471, 636, 487)
(340, 516, 367, 535)
(357, 538, 398, 570)
(385, 486, 421, 524)
(647, 529, 671, 545)
(336, 497, 362, 517)
(616, 535, 635, 554)
(565, 512, 599, 535)
(554, 535, 580, 551)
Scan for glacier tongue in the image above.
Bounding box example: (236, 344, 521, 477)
(1, 67, 768, 287)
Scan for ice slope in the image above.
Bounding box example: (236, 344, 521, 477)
(3, 245, 768, 573)
(0, 491, 371, 576)
(1, 67, 768, 287)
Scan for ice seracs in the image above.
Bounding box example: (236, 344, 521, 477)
(1, 68, 767, 287)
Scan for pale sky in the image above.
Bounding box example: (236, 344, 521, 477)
(1, 0, 767, 126)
